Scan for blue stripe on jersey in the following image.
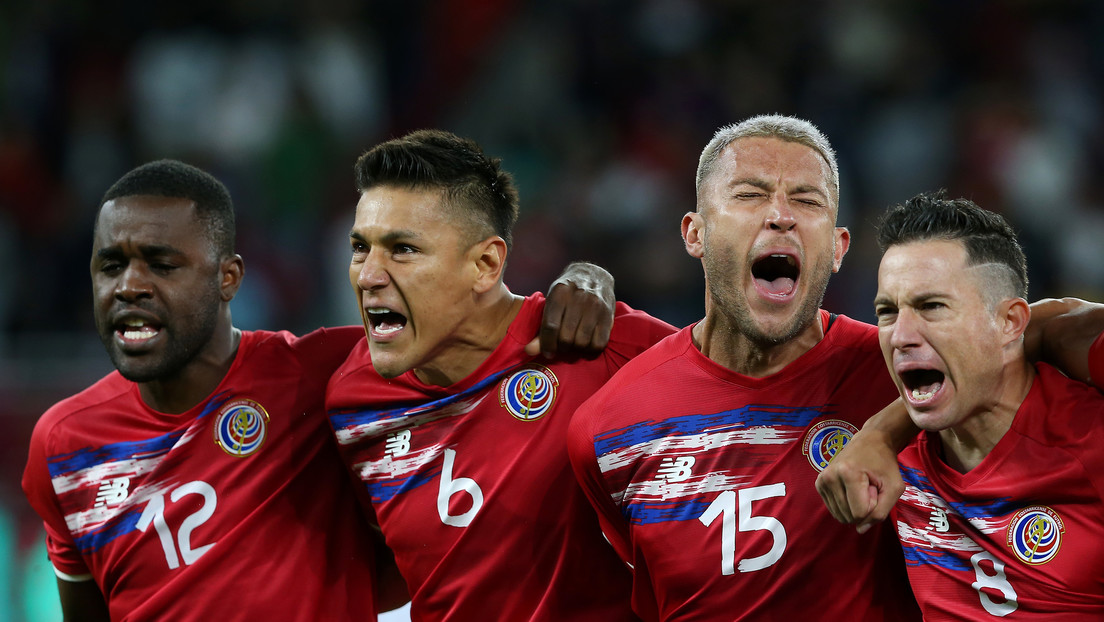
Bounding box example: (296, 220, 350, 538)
(48, 430, 187, 478)
(46, 393, 229, 478)
(625, 498, 712, 525)
(900, 542, 972, 571)
(593, 404, 829, 457)
(901, 465, 1015, 520)
(366, 466, 441, 503)
(74, 508, 143, 554)
(328, 367, 512, 430)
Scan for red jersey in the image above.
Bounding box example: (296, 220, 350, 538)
(567, 312, 921, 621)
(326, 294, 675, 622)
(22, 327, 378, 621)
(894, 363, 1104, 620)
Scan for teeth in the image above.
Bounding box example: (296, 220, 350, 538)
(122, 329, 156, 341)
(123, 318, 146, 327)
(367, 308, 391, 315)
(911, 388, 936, 401)
(375, 324, 402, 335)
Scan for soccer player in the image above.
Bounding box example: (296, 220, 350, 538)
(21, 159, 618, 621)
(566, 115, 922, 620)
(325, 129, 677, 621)
(870, 191, 1104, 618)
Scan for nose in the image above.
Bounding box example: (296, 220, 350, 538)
(765, 192, 796, 232)
(115, 264, 153, 301)
(888, 307, 923, 351)
(356, 251, 391, 291)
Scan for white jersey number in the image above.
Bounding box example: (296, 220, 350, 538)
(437, 448, 484, 527)
(136, 480, 218, 569)
(699, 484, 787, 575)
(970, 551, 1019, 616)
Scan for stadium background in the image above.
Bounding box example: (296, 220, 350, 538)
(1, 1, 1102, 618)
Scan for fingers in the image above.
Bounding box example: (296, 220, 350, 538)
(536, 282, 614, 357)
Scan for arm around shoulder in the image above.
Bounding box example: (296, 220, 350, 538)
(1027, 297, 1104, 386)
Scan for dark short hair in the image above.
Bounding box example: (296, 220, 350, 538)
(353, 129, 519, 248)
(877, 190, 1028, 299)
(100, 159, 236, 258)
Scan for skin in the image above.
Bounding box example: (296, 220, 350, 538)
(682, 136, 849, 377)
(874, 239, 1032, 473)
(91, 195, 244, 414)
(349, 184, 523, 387)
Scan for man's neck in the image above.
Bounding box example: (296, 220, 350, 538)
(413, 288, 524, 387)
(139, 324, 242, 415)
(691, 312, 825, 378)
(939, 359, 1035, 473)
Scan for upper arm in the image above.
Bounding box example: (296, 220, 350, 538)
(57, 577, 110, 622)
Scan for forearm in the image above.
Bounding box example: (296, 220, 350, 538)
(1029, 297, 1104, 385)
(859, 397, 919, 454)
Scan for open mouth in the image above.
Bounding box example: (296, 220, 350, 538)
(900, 368, 945, 402)
(114, 316, 161, 344)
(366, 307, 407, 338)
(751, 254, 799, 297)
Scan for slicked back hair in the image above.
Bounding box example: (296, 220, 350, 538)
(696, 114, 840, 208)
(878, 190, 1029, 302)
(100, 159, 236, 258)
(353, 129, 520, 248)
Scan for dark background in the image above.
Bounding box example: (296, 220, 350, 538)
(2, 1, 1102, 617)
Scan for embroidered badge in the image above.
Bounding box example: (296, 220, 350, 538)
(214, 398, 270, 457)
(802, 419, 858, 472)
(1007, 505, 1064, 565)
(499, 365, 559, 421)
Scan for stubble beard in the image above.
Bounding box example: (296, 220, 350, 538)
(707, 253, 833, 349)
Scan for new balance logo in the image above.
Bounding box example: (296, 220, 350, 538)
(385, 430, 412, 457)
(656, 456, 696, 482)
(928, 508, 949, 533)
(94, 478, 131, 508)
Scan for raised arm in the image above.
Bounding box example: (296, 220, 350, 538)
(526, 262, 616, 358)
(815, 398, 918, 533)
(1025, 297, 1104, 386)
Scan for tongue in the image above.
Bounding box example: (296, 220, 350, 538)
(757, 277, 795, 295)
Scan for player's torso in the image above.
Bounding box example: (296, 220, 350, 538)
(593, 339, 917, 620)
(897, 435, 1104, 620)
(48, 359, 366, 619)
(331, 359, 636, 621)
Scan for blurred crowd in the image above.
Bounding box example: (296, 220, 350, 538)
(1, 1, 1103, 614)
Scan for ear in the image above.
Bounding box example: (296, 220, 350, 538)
(220, 254, 245, 302)
(1000, 297, 1032, 346)
(832, 227, 851, 273)
(471, 236, 508, 294)
(682, 212, 704, 259)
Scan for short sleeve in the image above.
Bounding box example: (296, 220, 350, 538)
(1089, 331, 1104, 389)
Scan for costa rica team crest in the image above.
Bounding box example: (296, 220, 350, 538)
(214, 398, 270, 457)
(499, 365, 559, 421)
(802, 419, 858, 471)
(1006, 506, 1064, 565)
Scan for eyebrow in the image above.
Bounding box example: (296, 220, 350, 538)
(348, 229, 422, 244)
(728, 178, 828, 198)
(95, 244, 182, 260)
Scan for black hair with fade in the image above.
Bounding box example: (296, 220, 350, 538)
(353, 129, 520, 248)
(100, 159, 236, 258)
(877, 190, 1028, 299)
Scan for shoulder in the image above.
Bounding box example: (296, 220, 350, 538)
(572, 328, 691, 430)
(34, 373, 131, 439)
(241, 326, 363, 374)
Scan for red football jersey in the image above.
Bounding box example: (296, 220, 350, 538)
(327, 294, 676, 622)
(894, 363, 1104, 620)
(23, 327, 379, 621)
(567, 312, 921, 621)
